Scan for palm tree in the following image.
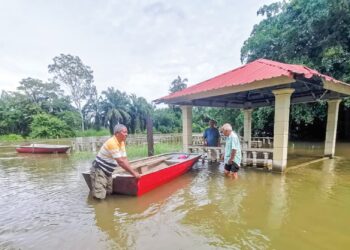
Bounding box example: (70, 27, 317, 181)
(129, 94, 153, 133)
(100, 87, 131, 134)
(82, 86, 104, 130)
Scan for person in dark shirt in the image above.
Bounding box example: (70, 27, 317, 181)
(203, 119, 221, 162)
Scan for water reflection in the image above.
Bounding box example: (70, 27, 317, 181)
(319, 158, 337, 200)
(87, 173, 193, 248)
(180, 164, 271, 249)
(267, 174, 288, 230)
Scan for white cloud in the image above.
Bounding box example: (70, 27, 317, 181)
(0, 0, 276, 102)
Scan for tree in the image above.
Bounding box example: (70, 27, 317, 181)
(153, 108, 181, 133)
(17, 77, 76, 116)
(83, 85, 104, 130)
(0, 91, 41, 136)
(129, 94, 153, 133)
(48, 54, 95, 131)
(17, 77, 63, 104)
(100, 87, 131, 134)
(56, 111, 82, 131)
(30, 113, 75, 138)
(169, 76, 188, 93)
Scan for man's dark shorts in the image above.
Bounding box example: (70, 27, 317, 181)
(224, 162, 240, 173)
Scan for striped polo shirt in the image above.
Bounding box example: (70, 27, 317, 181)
(95, 136, 127, 175)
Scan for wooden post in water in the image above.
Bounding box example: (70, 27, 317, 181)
(146, 115, 154, 156)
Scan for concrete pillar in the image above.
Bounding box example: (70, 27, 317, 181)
(181, 105, 193, 153)
(324, 99, 341, 157)
(243, 109, 253, 148)
(272, 88, 295, 172)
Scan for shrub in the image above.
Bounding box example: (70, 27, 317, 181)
(30, 114, 75, 138)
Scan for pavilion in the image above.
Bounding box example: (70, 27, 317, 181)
(155, 59, 350, 172)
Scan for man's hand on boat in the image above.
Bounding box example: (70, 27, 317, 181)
(116, 157, 141, 179)
(133, 172, 141, 179)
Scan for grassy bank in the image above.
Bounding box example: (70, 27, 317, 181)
(127, 142, 182, 160)
(0, 134, 24, 142)
(71, 142, 182, 161)
(74, 129, 110, 137)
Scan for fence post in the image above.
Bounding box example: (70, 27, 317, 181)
(147, 115, 154, 156)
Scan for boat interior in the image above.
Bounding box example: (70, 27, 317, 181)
(114, 153, 195, 176)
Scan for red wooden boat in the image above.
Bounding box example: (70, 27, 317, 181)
(16, 144, 71, 154)
(83, 153, 201, 196)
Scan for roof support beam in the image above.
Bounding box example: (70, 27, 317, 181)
(323, 80, 350, 95)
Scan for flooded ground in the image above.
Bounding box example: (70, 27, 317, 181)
(0, 142, 349, 249)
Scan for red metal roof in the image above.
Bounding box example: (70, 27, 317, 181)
(156, 58, 342, 102)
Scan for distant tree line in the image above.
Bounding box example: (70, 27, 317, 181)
(0, 54, 180, 139)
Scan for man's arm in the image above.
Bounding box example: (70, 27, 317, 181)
(228, 149, 237, 164)
(116, 157, 140, 179)
(203, 130, 208, 146)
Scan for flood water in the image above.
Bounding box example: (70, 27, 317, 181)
(0, 142, 350, 249)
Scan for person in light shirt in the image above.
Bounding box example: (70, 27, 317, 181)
(90, 124, 140, 199)
(221, 123, 241, 179)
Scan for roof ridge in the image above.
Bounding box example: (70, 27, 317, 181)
(257, 58, 322, 79)
(257, 58, 294, 74)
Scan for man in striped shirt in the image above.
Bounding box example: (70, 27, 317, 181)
(90, 124, 140, 199)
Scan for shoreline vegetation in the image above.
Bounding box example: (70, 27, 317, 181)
(65, 142, 183, 161)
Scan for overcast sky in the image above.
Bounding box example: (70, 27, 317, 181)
(0, 0, 276, 103)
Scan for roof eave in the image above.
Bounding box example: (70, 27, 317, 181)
(323, 79, 350, 96)
(157, 75, 295, 104)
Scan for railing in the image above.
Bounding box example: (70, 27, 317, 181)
(189, 136, 274, 169)
(249, 136, 273, 148)
(241, 147, 273, 169)
(187, 145, 223, 162)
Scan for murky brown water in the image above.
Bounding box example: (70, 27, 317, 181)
(0, 142, 349, 249)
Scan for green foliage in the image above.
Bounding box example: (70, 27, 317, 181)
(70, 142, 182, 161)
(153, 108, 181, 133)
(17, 78, 64, 104)
(291, 102, 327, 125)
(100, 87, 132, 134)
(129, 94, 153, 133)
(57, 111, 82, 131)
(75, 128, 110, 137)
(252, 107, 274, 136)
(83, 86, 104, 130)
(30, 114, 75, 138)
(0, 91, 42, 136)
(0, 134, 24, 141)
